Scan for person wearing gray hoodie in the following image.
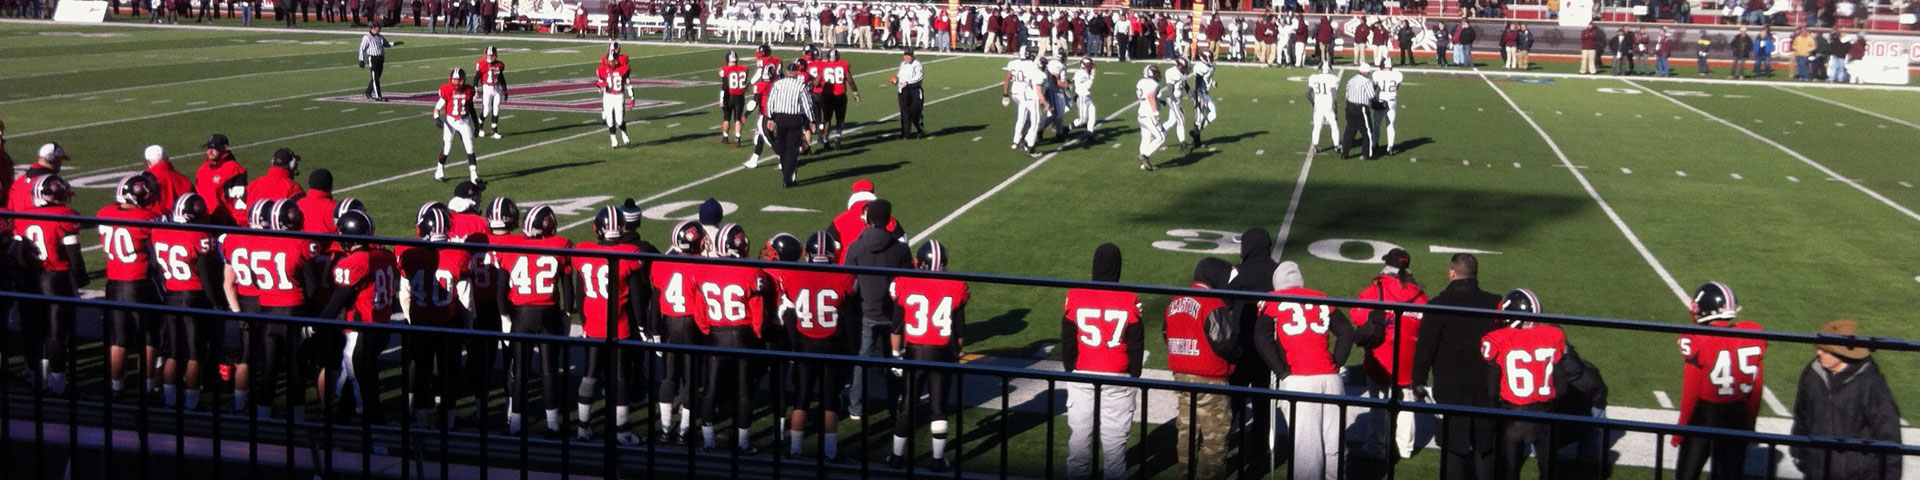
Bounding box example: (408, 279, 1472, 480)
(842, 199, 911, 418)
(1253, 261, 1355, 480)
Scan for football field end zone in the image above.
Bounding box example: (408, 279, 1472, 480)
(9, 18, 1917, 94)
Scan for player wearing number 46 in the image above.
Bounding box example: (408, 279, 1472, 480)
(1479, 288, 1604, 480)
(1673, 281, 1767, 480)
(1254, 261, 1355, 480)
(1062, 243, 1144, 480)
(765, 231, 857, 463)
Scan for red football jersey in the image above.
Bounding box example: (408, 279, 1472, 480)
(95, 206, 158, 281)
(1063, 288, 1141, 373)
(823, 60, 852, 95)
(476, 59, 506, 87)
(331, 247, 399, 324)
(894, 277, 970, 347)
(250, 236, 318, 308)
(650, 260, 700, 318)
(449, 212, 489, 243)
(14, 205, 82, 272)
(464, 235, 499, 303)
(1260, 287, 1340, 376)
(438, 83, 475, 118)
(596, 63, 629, 95)
(397, 245, 470, 327)
(194, 155, 248, 226)
(806, 61, 826, 93)
(720, 64, 750, 96)
(1679, 321, 1767, 421)
(245, 166, 303, 210)
(1164, 294, 1233, 379)
(495, 235, 572, 306)
(691, 264, 769, 335)
(222, 234, 262, 298)
(145, 161, 195, 218)
(768, 268, 856, 341)
(1349, 274, 1428, 386)
(573, 242, 643, 339)
(1481, 325, 1570, 406)
(153, 227, 214, 292)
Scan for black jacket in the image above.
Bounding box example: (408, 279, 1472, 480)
(1790, 357, 1903, 480)
(1732, 34, 1754, 58)
(1410, 278, 1502, 407)
(1225, 229, 1279, 377)
(844, 226, 911, 328)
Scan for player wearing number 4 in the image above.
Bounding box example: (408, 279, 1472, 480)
(766, 231, 856, 462)
(1479, 288, 1604, 480)
(887, 240, 968, 472)
(1254, 261, 1354, 480)
(1673, 282, 1766, 480)
(1062, 243, 1143, 480)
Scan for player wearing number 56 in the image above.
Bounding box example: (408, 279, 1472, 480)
(1061, 243, 1143, 480)
(1254, 261, 1354, 480)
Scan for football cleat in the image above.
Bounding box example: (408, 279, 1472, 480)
(591, 205, 625, 242)
(486, 197, 520, 231)
(1498, 288, 1542, 328)
(743, 154, 758, 169)
(669, 220, 706, 255)
(522, 204, 558, 239)
(803, 230, 839, 263)
(763, 232, 801, 262)
(415, 202, 452, 241)
(1690, 281, 1740, 323)
(31, 175, 74, 207)
(1139, 155, 1156, 171)
(170, 193, 209, 224)
(115, 173, 160, 207)
(715, 223, 750, 259)
(435, 163, 446, 182)
(914, 240, 949, 272)
(491, 131, 502, 139)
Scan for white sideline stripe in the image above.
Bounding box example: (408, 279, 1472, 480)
(0, 47, 488, 107)
(1628, 80, 1920, 225)
(1762, 386, 1791, 418)
(1769, 85, 1920, 130)
(1270, 147, 1317, 259)
(912, 99, 1141, 245)
(1653, 390, 1674, 409)
(1481, 71, 1690, 304)
(70, 112, 430, 178)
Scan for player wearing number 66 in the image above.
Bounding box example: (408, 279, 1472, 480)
(1673, 281, 1767, 480)
(1254, 261, 1355, 480)
(1061, 243, 1144, 480)
(1478, 288, 1605, 480)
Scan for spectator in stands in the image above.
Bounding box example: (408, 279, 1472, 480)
(1318, 16, 1336, 65)
(1411, 253, 1504, 480)
(1610, 27, 1634, 75)
(1790, 319, 1904, 480)
(1675, 0, 1693, 23)
(1499, 23, 1515, 69)
(1453, 19, 1476, 67)
(1435, 22, 1452, 67)
(1791, 26, 1815, 81)
(1396, 20, 1415, 66)
(1731, 27, 1754, 78)
(1826, 30, 1850, 82)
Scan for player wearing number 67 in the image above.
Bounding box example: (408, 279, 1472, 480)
(1478, 288, 1604, 480)
(1061, 243, 1144, 480)
(884, 240, 968, 471)
(1253, 261, 1355, 480)
(1673, 281, 1767, 480)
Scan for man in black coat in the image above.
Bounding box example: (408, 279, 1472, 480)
(842, 199, 911, 419)
(1410, 253, 1503, 480)
(1224, 227, 1278, 474)
(1790, 320, 1903, 480)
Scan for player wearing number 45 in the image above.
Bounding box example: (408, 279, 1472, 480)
(1673, 281, 1767, 480)
(1062, 243, 1144, 480)
(1254, 261, 1355, 480)
(1479, 288, 1604, 480)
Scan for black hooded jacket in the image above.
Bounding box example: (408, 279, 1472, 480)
(1410, 277, 1502, 407)
(845, 225, 911, 328)
(1225, 229, 1280, 375)
(1790, 356, 1903, 480)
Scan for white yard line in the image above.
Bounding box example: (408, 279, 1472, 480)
(1483, 71, 1689, 304)
(912, 99, 1141, 244)
(1629, 79, 1920, 225)
(70, 112, 430, 178)
(1768, 85, 1920, 130)
(1268, 148, 1317, 259)
(0, 48, 346, 81)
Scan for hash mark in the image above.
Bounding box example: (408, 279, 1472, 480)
(1512, 162, 1522, 168)
(1753, 119, 1764, 123)
(666, 123, 681, 128)
(151, 99, 170, 104)
(707, 125, 721, 130)
(1654, 391, 1674, 409)
(1255, 149, 1265, 155)
(302, 106, 318, 111)
(971, 136, 981, 142)
(1836, 122, 1846, 127)
(1621, 168, 1632, 174)
(340, 108, 357, 113)
(543, 117, 557, 122)
(1787, 176, 1800, 183)
(80, 96, 99, 101)
(1675, 171, 1687, 177)
(265, 104, 282, 109)
(1111, 143, 1120, 149)
(115, 98, 135, 103)
(1594, 112, 1603, 116)
(1879, 124, 1889, 129)
(1732, 173, 1744, 180)
(1634, 114, 1643, 118)
(1901, 182, 1913, 188)
(378, 110, 394, 115)
(1461, 160, 1470, 166)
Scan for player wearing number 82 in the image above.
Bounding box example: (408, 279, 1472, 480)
(317, 210, 400, 424)
(1254, 261, 1354, 480)
(1061, 243, 1143, 480)
(1673, 281, 1767, 480)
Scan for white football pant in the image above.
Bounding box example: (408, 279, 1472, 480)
(1073, 95, 1097, 133)
(1309, 104, 1338, 146)
(1011, 97, 1042, 147)
(1065, 377, 1136, 480)
(481, 85, 504, 125)
(1137, 112, 1165, 157)
(1279, 373, 1344, 480)
(442, 116, 475, 155)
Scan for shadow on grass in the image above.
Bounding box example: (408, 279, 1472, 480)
(489, 160, 603, 182)
(1127, 179, 1591, 245)
(796, 161, 908, 187)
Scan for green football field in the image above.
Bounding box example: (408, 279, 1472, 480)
(3, 19, 1918, 474)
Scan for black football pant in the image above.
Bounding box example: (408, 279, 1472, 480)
(105, 280, 158, 349)
(506, 305, 565, 416)
(406, 333, 460, 413)
(249, 305, 303, 410)
(893, 345, 953, 440)
(790, 338, 847, 416)
(897, 83, 924, 136)
(655, 316, 702, 419)
(700, 326, 762, 430)
(364, 54, 385, 99)
(773, 113, 808, 186)
(1342, 101, 1376, 158)
(19, 273, 77, 376)
(1675, 400, 1754, 480)
(578, 345, 635, 413)
(161, 290, 216, 367)
(1439, 413, 1501, 479)
(1498, 404, 1558, 480)
(821, 94, 849, 135)
(466, 300, 501, 417)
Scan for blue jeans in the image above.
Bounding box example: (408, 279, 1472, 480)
(845, 318, 889, 417)
(239, 3, 251, 25)
(1656, 55, 1671, 76)
(1453, 44, 1469, 66)
(1087, 34, 1102, 56)
(467, 13, 479, 32)
(663, 25, 675, 40)
(1830, 57, 1849, 82)
(1794, 56, 1809, 80)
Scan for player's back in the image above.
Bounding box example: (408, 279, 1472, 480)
(1482, 325, 1570, 406)
(573, 242, 643, 338)
(896, 276, 969, 347)
(333, 247, 398, 323)
(153, 227, 213, 292)
(691, 263, 767, 333)
(496, 234, 571, 306)
(768, 268, 855, 340)
(95, 206, 158, 282)
(1261, 287, 1340, 375)
(1308, 73, 1340, 105)
(1373, 70, 1404, 100)
(1680, 320, 1767, 402)
(1064, 287, 1140, 373)
(251, 236, 318, 308)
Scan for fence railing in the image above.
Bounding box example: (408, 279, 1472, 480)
(1, 209, 1914, 479)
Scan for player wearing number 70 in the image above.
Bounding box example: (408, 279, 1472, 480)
(97, 174, 163, 401)
(1673, 281, 1766, 480)
(1061, 243, 1143, 480)
(886, 240, 968, 472)
(1478, 288, 1604, 480)
(1253, 261, 1354, 480)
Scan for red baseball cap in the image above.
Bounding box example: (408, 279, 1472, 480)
(851, 179, 874, 193)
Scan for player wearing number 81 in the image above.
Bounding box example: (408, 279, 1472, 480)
(691, 223, 771, 454)
(1253, 261, 1354, 480)
(1478, 288, 1603, 480)
(886, 239, 967, 472)
(1673, 281, 1766, 480)
(766, 231, 856, 462)
(97, 174, 163, 400)
(569, 206, 648, 444)
(316, 210, 399, 425)
(1061, 243, 1143, 480)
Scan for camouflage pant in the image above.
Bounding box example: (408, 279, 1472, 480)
(1174, 373, 1230, 480)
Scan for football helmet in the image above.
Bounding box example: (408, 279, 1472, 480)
(336, 209, 375, 237)
(1142, 64, 1160, 81)
(608, 41, 621, 55)
(915, 240, 948, 272)
(1690, 281, 1740, 323)
(335, 197, 366, 221)
(591, 205, 624, 242)
(1172, 55, 1190, 71)
(416, 201, 452, 241)
(270, 199, 303, 231)
(486, 197, 519, 231)
(522, 204, 557, 239)
(1317, 62, 1332, 75)
(825, 48, 841, 62)
(763, 232, 801, 262)
(804, 43, 820, 60)
(669, 220, 706, 255)
(485, 45, 498, 60)
(248, 199, 276, 228)
(803, 230, 839, 264)
(725, 50, 739, 65)
(449, 67, 466, 84)
(715, 223, 750, 259)
(1498, 288, 1542, 328)
(1080, 56, 1095, 70)
(171, 192, 209, 224)
(756, 44, 773, 58)
(1022, 47, 1037, 61)
(1199, 50, 1215, 65)
(115, 173, 159, 207)
(31, 174, 73, 208)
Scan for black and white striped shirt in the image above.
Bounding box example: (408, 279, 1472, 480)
(766, 77, 814, 122)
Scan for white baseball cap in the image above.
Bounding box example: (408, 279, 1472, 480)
(38, 143, 68, 161)
(144, 145, 167, 161)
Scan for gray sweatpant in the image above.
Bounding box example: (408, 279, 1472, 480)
(1279, 373, 1345, 480)
(1066, 374, 1137, 480)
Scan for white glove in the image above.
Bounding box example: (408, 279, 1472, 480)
(1000, 95, 1011, 107)
(889, 349, 906, 377)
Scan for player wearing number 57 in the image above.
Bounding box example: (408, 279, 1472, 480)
(1061, 243, 1143, 480)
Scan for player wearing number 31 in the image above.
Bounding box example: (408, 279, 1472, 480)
(1479, 288, 1604, 480)
(1061, 243, 1144, 480)
(1254, 261, 1355, 480)
(1673, 281, 1767, 480)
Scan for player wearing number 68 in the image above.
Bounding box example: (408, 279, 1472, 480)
(1477, 288, 1605, 480)
(1060, 243, 1143, 480)
(1673, 281, 1767, 480)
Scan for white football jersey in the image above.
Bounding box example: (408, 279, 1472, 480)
(1372, 69, 1404, 102)
(1135, 78, 1159, 116)
(1005, 58, 1040, 101)
(1307, 72, 1340, 108)
(1192, 62, 1215, 95)
(1163, 67, 1187, 100)
(1071, 68, 1096, 97)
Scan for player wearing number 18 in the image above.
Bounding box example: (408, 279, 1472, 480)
(395, 202, 471, 428)
(570, 206, 648, 444)
(494, 204, 574, 436)
(692, 223, 771, 454)
(1479, 288, 1603, 480)
(886, 240, 968, 472)
(767, 231, 855, 462)
(1673, 281, 1766, 480)
(1254, 261, 1355, 480)
(1061, 243, 1143, 480)
(97, 174, 163, 400)
(14, 174, 85, 396)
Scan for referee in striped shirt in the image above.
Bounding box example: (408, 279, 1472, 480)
(766, 61, 815, 188)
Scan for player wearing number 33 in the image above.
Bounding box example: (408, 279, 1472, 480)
(886, 240, 967, 471)
(1478, 288, 1603, 480)
(1061, 243, 1143, 480)
(1254, 261, 1354, 480)
(1673, 281, 1766, 480)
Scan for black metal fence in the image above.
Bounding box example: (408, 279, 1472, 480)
(1, 210, 1915, 479)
